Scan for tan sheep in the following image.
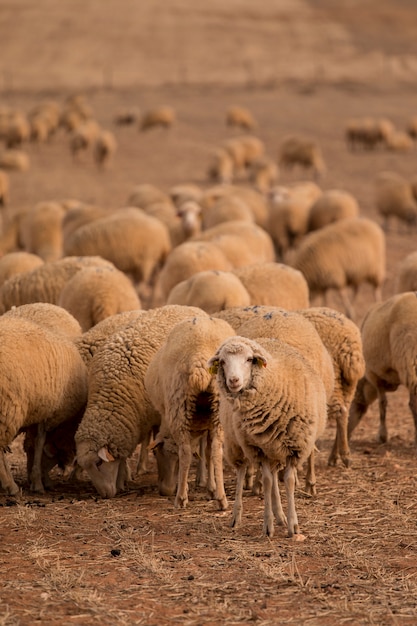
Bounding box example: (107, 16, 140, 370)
(169, 183, 202, 207)
(201, 194, 254, 230)
(19, 200, 66, 262)
(307, 189, 360, 232)
(374, 171, 417, 231)
(93, 129, 117, 168)
(0, 251, 44, 287)
(395, 251, 417, 293)
(0, 169, 10, 205)
(207, 148, 234, 184)
(279, 134, 326, 179)
(0, 150, 30, 171)
(226, 105, 257, 131)
(69, 120, 101, 160)
(140, 106, 176, 131)
(4, 112, 30, 149)
(127, 183, 171, 208)
(248, 156, 280, 193)
(200, 184, 269, 229)
(385, 130, 414, 153)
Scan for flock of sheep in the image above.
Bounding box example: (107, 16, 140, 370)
(1, 93, 417, 539)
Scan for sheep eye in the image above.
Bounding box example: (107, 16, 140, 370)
(247, 357, 254, 363)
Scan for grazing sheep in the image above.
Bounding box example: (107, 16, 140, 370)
(248, 156, 279, 193)
(348, 292, 417, 446)
(307, 189, 360, 232)
(395, 251, 417, 293)
(167, 270, 251, 313)
(0, 316, 88, 495)
(58, 265, 142, 332)
(61, 203, 111, 243)
(0, 169, 10, 205)
(232, 262, 310, 309)
(208, 335, 328, 537)
(207, 148, 234, 184)
(297, 307, 365, 467)
(226, 105, 257, 131)
(0, 251, 44, 286)
(153, 240, 233, 305)
(374, 171, 417, 232)
(63, 207, 172, 299)
(268, 181, 322, 259)
(69, 120, 101, 160)
(19, 201, 66, 262)
(0, 149, 30, 171)
(292, 217, 386, 320)
(200, 184, 269, 229)
(140, 106, 176, 131)
(222, 138, 248, 178)
(145, 316, 236, 508)
(4, 112, 30, 149)
(144, 200, 202, 247)
(345, 117, 394, 151)
(74, 304, 208, 498)
(0, 255, 115, 314)
(279, 135, 326, 179)
(127, 183, 171, 209)
(93, 129, 117, 168)
(239, 135, 266, 169)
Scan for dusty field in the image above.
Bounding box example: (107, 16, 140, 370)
(1, 1, 417, 624)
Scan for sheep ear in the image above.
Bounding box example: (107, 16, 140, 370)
(98, 447, 115, 463)
(253, 355, 267, 368)
(207, 357, 220, 375)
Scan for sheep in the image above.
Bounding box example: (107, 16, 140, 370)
(192, 220, 275, 269)
(239, 135, 266, 169)
(93, 129, 117, 168)
(201, 195, 254, 230)
(0, 251, 44, 287)
(348, 292, 417, 447)
(61, 203, 111, 243)
(0, 150, 30, 171)
(207, 335, 328, 537)
(153, 240, 233, 305)
(167, 270, 251, 313)
(267, 181, 322, 259)
(145, 316, 236, 509)
(127, 183, 171, 209)
(345, 117, 394, 151)
(212, 304, 276, 332)
(3, 302, 82, 339)
(385, 130, 413, 153)
(0, 316, 88, 495)
(292, 217, 386, 320)
(222, 138, 248, 178)
(0, 255, 115, 314)
(143, 200, 202, 247)
(19, 201, 66, 262)
(248, 156, 279, 193)
(374, 171, 417, 232)
(58, 265, 142, 332)
(207, 148, 234, 184)
(200, 184, 269, 229)
(140, 106, 176, 131)
(63, 207, 172, 301)
(278, 135, 326, 179)
(169, 183, 202, 207)
(226, 105, 257, 131)
(4, 112, 30, 149)
(297, 307, 365, 467)
(232, 262, 310, 309)
(74, 304, 208, 498)
(69, 120, 100, 160)
(307, 189, 360, 232)
(406, 116, 417, 141)
(395, 251, 417, 293)
(0, 169, 10, 205)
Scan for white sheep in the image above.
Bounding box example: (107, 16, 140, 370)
(0, 316, 88, 495)
(167, 269, 251, 313)
(19, 200, 66, 262)
(0, 251, 44, 287)
(207, 335, 328, 537)
(144, 200, 202, 247)
(140, 106, 176, 131)
(278, 135, 326, 179)
(74, 304, 208, 498)
(145, 316, 236, 509)
(226, 105, 257, 131)
(201, 195, 254, 230)
(394, 251, 417, 293)
(374, 171, 417, 232)
(232, 262, 310, 309)
(0, 169, 10, 206)
(292, 217, 386, 320)
(127, 183, 171, 209)
(348, 292, 417, 446)
(207, 148, 235, 184)
(307, 189, 360, 232)
(58, 265, 142, 332)
(200, 184, 269, 229)
(297, 306, 365, 468)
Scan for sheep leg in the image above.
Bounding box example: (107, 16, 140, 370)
(284, 463, 299, 538)
(0, 449, 19, 495)
(271, 468, 287, 527)
(175, 440, 192, 508)
(195, 432, 208, 488)
(304, 449, 316, 496)
(377, 388, 388, 443)
(262, 461, 275, 537)
(204, 431, 216, 497)
(210, 429, 228, 511)
(409, 390, 417, 446)
(29, 423, 47, 493)
(339, 287, 355, 320)
(231, 464, 247, 529)
(328, 404, 350, 468)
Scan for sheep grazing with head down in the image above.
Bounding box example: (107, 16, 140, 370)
(208, 335, 328, 538)
(279, 135, 326, 179)
(140, 106, 176, 131)
(145, 316, 236, 509)
(292, 217, 386, 320)
(93, 129, 117, 169)
(374, 171, 417, 232)
(348, 292, 417, 447)
(226, 105, 257, 131)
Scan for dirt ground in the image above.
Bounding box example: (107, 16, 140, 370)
(1, 1, 417, 624)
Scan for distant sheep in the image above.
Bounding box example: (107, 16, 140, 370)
(58, 265, 141, 332)
(207, 148, 234, 184)
(279, 135, 326, 179)
(93, 129, 117, 168)
(145, 316, 236, 508)
(248, 156, 279, 193)
(69, 120, 100, 160)
(201, 195, 254, 230)
(19, 200, 66, 262)
(0, 150, 30, 171)
(345, 117, 394, 151)
(208, 335, 328, 537)
(167, 269, 251, 313)
(0, 169, 10, 205)
(292, 217, 386, 320)
(113, 108, 140, 126)
(0, 251, 44, 287)
(348, 292, 417, 446)
(374, 171, 417, 231)
(226, 105, 257, 131)
(200, 184, 269, 228)
(385, 130, 413, 153)
(169, 183, 202, 207)
(307, 189, 360, 232)
(140, 106, 176, 131)
(395, 251, 417, 293)
(127, 183, 171, 209)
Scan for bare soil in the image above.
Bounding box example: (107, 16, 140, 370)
(1, 1, 417, 624)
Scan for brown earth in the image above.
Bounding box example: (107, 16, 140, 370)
(1, 1, 417, 624)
